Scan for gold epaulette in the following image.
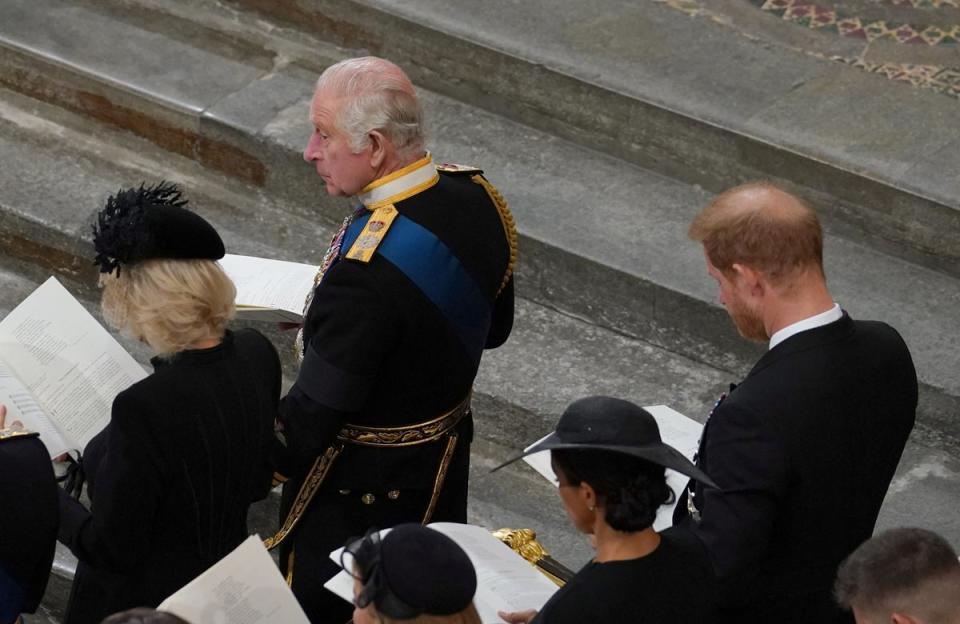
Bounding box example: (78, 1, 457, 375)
(0, 428, 38, 441)
(436, 162, 483, 175)
(344, 204, 400, 264)
(471, 175, 518, 296)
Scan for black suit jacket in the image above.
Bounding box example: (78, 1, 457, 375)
(58, 329, 280, 624)
(0, 432, 57, 623)
(673, 314, 917, 623)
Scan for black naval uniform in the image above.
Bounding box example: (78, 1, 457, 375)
(0, 429, 58, 624)
(58, 329, 281, 624)
(276, 156, 516, 622)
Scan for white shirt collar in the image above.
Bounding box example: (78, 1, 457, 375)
(768, 303, 843, 350)
(356, 153, 439, 209)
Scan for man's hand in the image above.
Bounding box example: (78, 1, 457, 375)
(498, 610, 537, 623)
(0, 404, 24, 431)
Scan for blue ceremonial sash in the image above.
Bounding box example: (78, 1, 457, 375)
(343, 212, 491, 364)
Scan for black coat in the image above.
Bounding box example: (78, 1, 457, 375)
(673, 314, 917, 623)
(278, 168, 514, 622)
(58, 329, 280, 624)
(0, 432, 58, 623)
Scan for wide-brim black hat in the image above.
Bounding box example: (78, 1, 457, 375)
(492, 396, 717, 488)
(92, 181, 224, 276)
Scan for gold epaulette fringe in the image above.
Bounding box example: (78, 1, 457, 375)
(471, 174, 518, 297)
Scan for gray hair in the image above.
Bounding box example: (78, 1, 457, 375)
(316, 57, 425, 160)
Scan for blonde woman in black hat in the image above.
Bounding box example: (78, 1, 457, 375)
(497, 396, 718, 624)
(51, 183, 281, 624)
(345, 524, 482, 624)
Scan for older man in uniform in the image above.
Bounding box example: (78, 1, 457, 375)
(672, 182, 917, 623)
(0, 406, 58, 624)
(269, 57, 517, 621)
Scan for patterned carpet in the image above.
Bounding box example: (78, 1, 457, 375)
(657, 0, 960, 99)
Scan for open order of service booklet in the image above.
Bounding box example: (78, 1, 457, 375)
(325, 522, 560, 623)
(522, 404, 703, 531)
(158, 535, 310, 624)
(0, 277, 147, 457)
(219, 254, 318, 323)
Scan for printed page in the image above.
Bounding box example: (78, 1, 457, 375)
(428, 523, 559, 622)
(159, 535, 310, 624)
(0, 277, 147, 452)
(0, 359, 68, 457)
(220, 254, 317, 322)
(325, 524, 557, 623)
(522, 404, 704, 530)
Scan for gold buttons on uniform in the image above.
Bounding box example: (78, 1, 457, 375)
(387, 490, 400, 500)
(361, 493, 376, 505)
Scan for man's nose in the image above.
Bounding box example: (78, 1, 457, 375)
(303, 134, 320, 163)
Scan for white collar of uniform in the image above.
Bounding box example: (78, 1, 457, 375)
(356, 152, 439, 210)
(768, 303, 843, 350)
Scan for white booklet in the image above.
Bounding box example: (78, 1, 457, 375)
(522, 404, 703, 531)
(0, 277, 147, 457)
(158, 534, 310, 624)
(325, 522, 559, 623)
(220, 254, 317, 323)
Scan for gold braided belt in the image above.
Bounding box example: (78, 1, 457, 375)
(336, 398, 468, 447)
(264, 394, 472, 551)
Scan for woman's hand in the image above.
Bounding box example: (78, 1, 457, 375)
(498, 609, 537, 623)
(0, 404, 24, 431)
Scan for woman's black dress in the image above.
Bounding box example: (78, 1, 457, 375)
(57, 329, 281, 624)
(532, 530, 716, 624)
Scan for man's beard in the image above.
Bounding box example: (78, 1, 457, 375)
(727, 297, 767, 343)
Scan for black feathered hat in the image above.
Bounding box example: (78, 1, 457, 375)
(344, 524, 477, 618)
(92, 182, 224, 276)
(492, 396, 718, 488)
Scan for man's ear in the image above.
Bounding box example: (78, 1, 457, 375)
(367, 130, 388, 169)
(890, 613, 921, 624)
(731, 263, 765, 298)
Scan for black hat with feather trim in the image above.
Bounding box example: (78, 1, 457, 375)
(92, 182, 224, 276)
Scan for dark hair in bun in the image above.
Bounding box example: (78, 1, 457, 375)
(552, 448, 674, 532)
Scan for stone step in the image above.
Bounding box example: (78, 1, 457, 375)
(1, 63, 957, 621)
(207, 0, 960, 276)
(0, 85, 723, 620)
(5, 249, 959, 621)
(0, 0, 956, 443)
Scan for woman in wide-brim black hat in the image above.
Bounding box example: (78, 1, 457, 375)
(496, 396, 718, 624)
(51, 182, 282, 624)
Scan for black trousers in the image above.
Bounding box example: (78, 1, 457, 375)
(279, 439, 470, 624)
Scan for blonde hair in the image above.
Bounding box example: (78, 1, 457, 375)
(379, 604, 482, 624)
(100, 258, 235, 356)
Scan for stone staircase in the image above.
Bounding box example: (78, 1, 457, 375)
(0, 0, 957, 621)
